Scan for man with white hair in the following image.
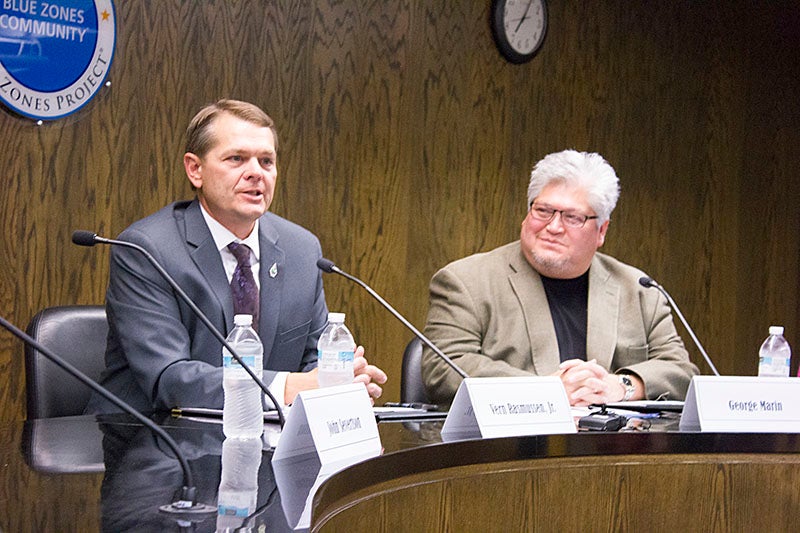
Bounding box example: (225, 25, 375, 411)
(421, 149, 698, 407)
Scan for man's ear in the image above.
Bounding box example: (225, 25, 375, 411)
(184, 153, 202, 189)
(596, 220, 610, 248)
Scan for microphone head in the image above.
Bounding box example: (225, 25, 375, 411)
(638, 276, 655, 288)
(317, 258, 336, 273)
(72, 230, 98, 247)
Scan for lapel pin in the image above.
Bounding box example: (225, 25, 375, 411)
(269, 262, 278, 278)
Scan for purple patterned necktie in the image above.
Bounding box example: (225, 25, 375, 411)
(227, 242, 259, 331)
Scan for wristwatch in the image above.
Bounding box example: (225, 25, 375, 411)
(618, 374, 635, 402)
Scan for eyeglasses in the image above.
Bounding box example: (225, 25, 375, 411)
(529, 203, 599, 228)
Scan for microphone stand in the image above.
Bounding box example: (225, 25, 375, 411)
(317, 258, 469, 380)
(72, 230, 286, 428)
(639, 276, 720, 376)
(0, 315, 215, 517)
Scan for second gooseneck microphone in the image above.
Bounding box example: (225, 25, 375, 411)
(316, 258, 469, 380)
(639, 276, 720, 376)
(72, 230, 286, 428)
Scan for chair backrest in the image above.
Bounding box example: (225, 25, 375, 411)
(24, 305, 108, 419)
(400, 337, 433, 404)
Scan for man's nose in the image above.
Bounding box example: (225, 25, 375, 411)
(244, 157, 264, 178)
(546, 211, 566, 231)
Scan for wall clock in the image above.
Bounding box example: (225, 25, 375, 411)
(491, 0, 548, 64)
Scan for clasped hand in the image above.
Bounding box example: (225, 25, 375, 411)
(555, 359, 626, 407)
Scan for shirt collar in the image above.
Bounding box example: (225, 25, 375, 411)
(199, 202, 260, 259)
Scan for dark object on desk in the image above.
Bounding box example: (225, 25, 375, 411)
(579, 407, 627, 432)
(601, 400, 685, 413)
(171, 406, 282, 424)
(579, 412, 627, 432)
(383, 401, 439, 411)
(24, 305, 108, 419)
(374, 409, 448, 422)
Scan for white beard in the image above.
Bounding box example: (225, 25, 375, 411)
(529, 249, 573, 278)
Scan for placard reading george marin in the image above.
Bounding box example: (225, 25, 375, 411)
(0, 0, 116, 120)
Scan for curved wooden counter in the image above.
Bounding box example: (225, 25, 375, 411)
(312, 431, 800, 532)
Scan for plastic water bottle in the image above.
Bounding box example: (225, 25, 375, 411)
(217, 437, 262, 531)
(317, 312, 356, 388)
(757, 325, 792, 378)
(222, 314, 264, 438)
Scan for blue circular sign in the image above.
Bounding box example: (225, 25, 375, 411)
(0, 0, 116, 120)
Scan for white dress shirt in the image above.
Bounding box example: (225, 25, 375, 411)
(199, 204, 289, 406)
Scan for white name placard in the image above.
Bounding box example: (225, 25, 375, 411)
(272, 383, 381, 464)
(441, 376, 576, 441)
(679, 376, 800, 432)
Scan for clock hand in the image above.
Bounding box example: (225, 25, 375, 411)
(515, 0, 533, 32)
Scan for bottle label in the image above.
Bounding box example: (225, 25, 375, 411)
(218, 502, 251, 517)
(336, 350, 354, 362)
(223, 351, 258, 369)
(759, 356, 790, 365)
(318, 349, 354, 363)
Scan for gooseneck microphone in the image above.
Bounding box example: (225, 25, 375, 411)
(72, 230, 286, 428)
(0, 314, 215, 517)
(316, 258, 469, 380)
(638, 276, 720, 376)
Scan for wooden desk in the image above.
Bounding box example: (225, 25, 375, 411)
(312, 430, 800, 532)
(4, 415, 799, 532)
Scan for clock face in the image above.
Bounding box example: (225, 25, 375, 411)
(491, 0, 548, 64)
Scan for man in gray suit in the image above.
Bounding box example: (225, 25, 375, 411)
(88, 99, 386, 413)
(422, 149, 698, 407)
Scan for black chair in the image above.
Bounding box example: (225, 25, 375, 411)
(24, 305, 108, 419)
(400, 337, 433, 404)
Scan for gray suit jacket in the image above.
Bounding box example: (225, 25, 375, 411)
(421, 241, 699, 405)
(87, 200, 328, 413)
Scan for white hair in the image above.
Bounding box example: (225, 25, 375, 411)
(526, 149, 620, 225)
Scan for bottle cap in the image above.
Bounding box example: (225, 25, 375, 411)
(328, 312, 345, 323)
(769, 325, 784, 336)
(234, 314, 254, 326)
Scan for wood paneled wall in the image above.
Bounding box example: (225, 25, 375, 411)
(1, 1, 798, 422)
